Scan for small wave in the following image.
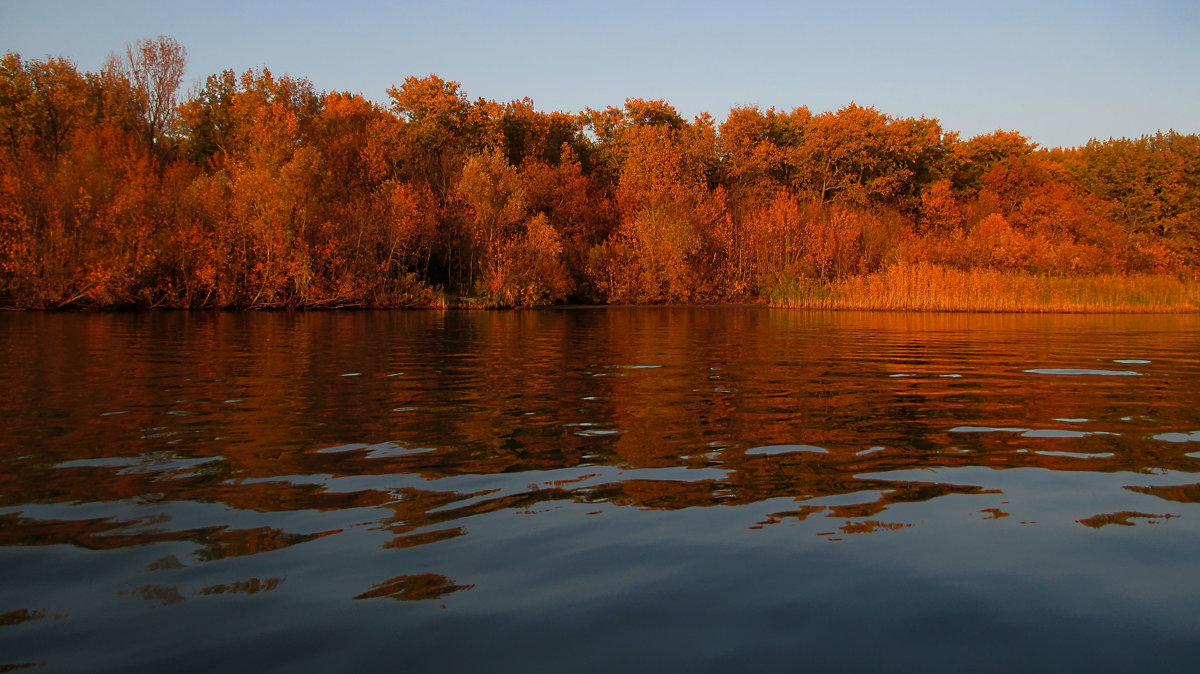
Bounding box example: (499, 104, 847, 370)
(1034, 450, 1115, 459)
(952, 426, 1113, 439)
(55, 454, 222, 474)
(316, 442, 433, 457)
(575, 429, 623, 437)
(950, 426, 1031, 433)
(1022, 429, 1091, 439)
(1154, 431, 1200, 443)
(315, 443, 367, 454)
(745, 444, 829, 456)
(363, 442, 435, 458)
(1025, 368, 1141, 377)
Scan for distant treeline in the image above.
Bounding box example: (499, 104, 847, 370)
(1, 36, 1198, 309)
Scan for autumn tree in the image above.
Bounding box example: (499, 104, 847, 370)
(388, 74, 498, 202)
(3, 37, 1199, 310)
(519, 146, 615, 299)
(499, 98, 586, 166)
(458, 149, 527, 288)
(106, 36, 187, 151)
(0, 53, 177, 307)
(455, 149, 569, 304)
(946, 129, 1035, 193)
(742, 190, 807, 285)
(1068, 132, 1200, 260)
(173, 69, 329, 306)
(0, 53, 90, 163)
(588, 115, 716, 302)
(717, 106, 815, 294)
(794, 103, 946, 210)
(719, 106, 790, 198)
(302, 91, 431, 303)
(918, 178, 965, 233)
(176, 70, 237, 164)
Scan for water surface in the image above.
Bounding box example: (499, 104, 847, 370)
(2, 308, 1200, 672)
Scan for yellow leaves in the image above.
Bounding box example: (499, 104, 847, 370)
(622, 98, 685, 131)
(459, 151, 527, 231)
(497, 213, 570, 306)
(180, 68, 319, 165)
(322, 91, 378, 120)
(524, 212, 562, 258)
(719, 106, 791, 191)
(387, 75, 469, 125)
(454, 151, 574, 305)
(615, 125, 707, 217)
(591, 122, 722, 303)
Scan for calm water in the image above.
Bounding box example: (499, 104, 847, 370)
(2, 308, 1200, 672)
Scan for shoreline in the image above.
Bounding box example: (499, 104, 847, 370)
(7, 265, 1198, 314)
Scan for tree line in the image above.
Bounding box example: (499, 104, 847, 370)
(1, 36, 1197, 309)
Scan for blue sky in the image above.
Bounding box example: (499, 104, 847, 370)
(2, 0, 1198, 148)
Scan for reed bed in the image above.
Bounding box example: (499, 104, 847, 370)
(769, 263, 1200, 312)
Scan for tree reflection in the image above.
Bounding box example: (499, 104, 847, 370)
(1076, 511, 1176, 528)
(354, 573, 472, 601)
(1, 309, 1199, 604)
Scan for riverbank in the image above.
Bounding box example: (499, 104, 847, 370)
(7, 264, 1200, 313)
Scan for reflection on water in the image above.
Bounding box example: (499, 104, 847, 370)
(2, 308, 1200, 671)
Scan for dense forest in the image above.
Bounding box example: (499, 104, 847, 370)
(2, 37, 1198, 310)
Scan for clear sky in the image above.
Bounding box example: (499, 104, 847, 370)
(2, 0, 1198, 148)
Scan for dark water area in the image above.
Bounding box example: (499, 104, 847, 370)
(2, 308, 1200, 672)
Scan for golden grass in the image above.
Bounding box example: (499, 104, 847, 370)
(768, 263, 1200, 312)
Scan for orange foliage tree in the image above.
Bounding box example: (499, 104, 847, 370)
(585, 101, 724, 302)
(2, 38, 1198, 310)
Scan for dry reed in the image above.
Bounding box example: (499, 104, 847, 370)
(769, 263, 1200, 312)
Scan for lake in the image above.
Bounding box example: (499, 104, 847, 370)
(2, 308, 1200, 672)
